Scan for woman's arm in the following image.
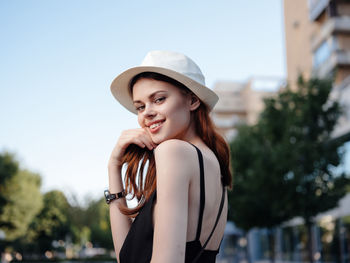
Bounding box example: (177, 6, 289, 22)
(151, 140, 195, 263)
(108, 128, 157, 261)
(108, 163, 132, 262)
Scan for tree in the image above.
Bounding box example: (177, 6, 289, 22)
(85, 198, 113, 249)
(63, 195, 113, 250)
(0, 152, 19, 220)
(229, 77, 350, 262)
(23, 190, 71, 253)
(64, 195, 91, 247)
(0, 167, 43, 241)
(0, 152, 43, 258)
(0, 151, 114, 257)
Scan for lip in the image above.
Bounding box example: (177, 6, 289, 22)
(147, 120, 165, 134)
(146, 119, 165, 127)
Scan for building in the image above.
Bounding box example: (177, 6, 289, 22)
(211, 77, 281, 141)
(284, 0, 350, 139)
(284, 0, 316, 90)
(217, 193, 350, 263)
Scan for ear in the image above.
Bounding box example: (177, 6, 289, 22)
(189, 94, 200, 111)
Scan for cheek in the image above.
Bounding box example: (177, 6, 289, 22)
(167, 96, 189, 115)
(168, 105, 191, 125)
(137, 115, 144, 127)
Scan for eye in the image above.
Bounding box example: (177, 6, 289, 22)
(135, 105, 145, 112)
(155, 97, 165, 104)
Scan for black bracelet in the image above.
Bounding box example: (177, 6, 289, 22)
(104, 189, 126, 204)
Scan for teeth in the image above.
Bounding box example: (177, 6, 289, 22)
(150, 121, 163, 129)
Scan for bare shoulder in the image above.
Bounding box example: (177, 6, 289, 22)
(153, 139, 198, 179)
(154, 139, 197, 162)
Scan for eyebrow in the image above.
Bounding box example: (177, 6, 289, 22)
(133, 90, 167, 104)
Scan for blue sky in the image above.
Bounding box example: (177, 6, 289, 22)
(0, 0, 286, 202)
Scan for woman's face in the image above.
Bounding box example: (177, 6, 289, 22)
(132, 78, 198, 144)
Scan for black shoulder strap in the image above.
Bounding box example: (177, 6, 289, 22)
(192, 185, 226, 263)
(202, 185, 225, 248)
(189, 143, 226, 263)
(191, 144, 206, 241)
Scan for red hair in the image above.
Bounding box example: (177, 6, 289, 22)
(119, 73, 232, 216)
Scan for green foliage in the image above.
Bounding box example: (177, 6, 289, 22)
(85, 198, 113, 249)
(229, 77, 350, 231)
(23, 190, 71, 252)
(0, 152, 19, 217)
(0, 168, 43, 240)
(228, 125, 293, 230)
(63, 195, 113, 248)
(0, 151, 114, 255)
(65, 198, 90, 245)
(0, 152, 18, 184)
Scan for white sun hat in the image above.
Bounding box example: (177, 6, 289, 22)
(110, 50, 219, 114)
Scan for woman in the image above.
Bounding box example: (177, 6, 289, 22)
(107, 50, 232, 263)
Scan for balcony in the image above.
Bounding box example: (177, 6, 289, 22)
(331, 76, 350, 139)
(213, 89, 246, 113)
(309, 0, 330, 21)
(311, 16, 350, 51)
(211, 115, 244, 129)
(313, 49, 350, 77)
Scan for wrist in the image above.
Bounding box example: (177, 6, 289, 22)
(108, 165, 124, 192)
(104, 189, 126, 204)
(108, 160, 123, 171)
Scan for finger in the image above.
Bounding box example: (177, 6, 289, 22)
(141, 129, 157, 147)
(121, 129, 152, 149)
(145, 141, 155, 150)
(139, 136, 154, 150)
(132, 139, 146, 149)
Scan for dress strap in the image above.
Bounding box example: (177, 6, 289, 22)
(202, 184, 225, 248)
(190, 143, 205, 241)
(192, 185, 226, 263)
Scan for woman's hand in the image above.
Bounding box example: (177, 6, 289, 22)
(108, 128, 157, 168)
(108, 128, 157, 261)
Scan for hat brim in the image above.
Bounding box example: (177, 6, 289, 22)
(110, 66, 218, 114)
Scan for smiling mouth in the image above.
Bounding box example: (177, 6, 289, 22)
(150, 121, 164, 129)
(148, 120, 165, 133)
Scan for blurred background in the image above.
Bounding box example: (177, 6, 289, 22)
(1, 0, 350, 262)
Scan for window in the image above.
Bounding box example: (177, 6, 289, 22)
(313, 37, 337, 68)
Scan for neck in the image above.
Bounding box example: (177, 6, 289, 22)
(178, 120, 203, 147)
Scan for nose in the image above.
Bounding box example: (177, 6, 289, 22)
(143, 103, 156, 118)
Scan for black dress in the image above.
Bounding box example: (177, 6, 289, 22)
(119, 143, 225, 263)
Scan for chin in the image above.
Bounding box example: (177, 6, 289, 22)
(151, 134, 173, 145)
(153, 138, 167, 145)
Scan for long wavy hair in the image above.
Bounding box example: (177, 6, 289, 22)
(119, 72, 232, 217)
